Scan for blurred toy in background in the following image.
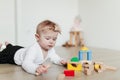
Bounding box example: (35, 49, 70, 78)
(62, 15, 84, 47)
(70, 15, 82, 32)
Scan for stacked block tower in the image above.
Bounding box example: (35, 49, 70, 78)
(63, 46, 92, 77)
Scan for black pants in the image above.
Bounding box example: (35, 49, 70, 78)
(0, 44, 23, 64)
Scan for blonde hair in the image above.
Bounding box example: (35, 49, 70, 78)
(36, 20, 61, 35)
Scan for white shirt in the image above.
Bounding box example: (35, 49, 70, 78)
(14, 42, 62, 74)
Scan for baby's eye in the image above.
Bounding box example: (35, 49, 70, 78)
(53, 38, 57, 41)
(46, 38, 50, 40)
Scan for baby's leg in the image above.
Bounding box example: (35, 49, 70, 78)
(0, 42, 9, 63)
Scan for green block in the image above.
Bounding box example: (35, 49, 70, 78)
(71, 57, 79, 62)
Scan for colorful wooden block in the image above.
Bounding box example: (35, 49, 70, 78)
(78, 50, 92, 61)
(71, 57, 79, 62)
(67, 63, 82, 71)
(64, 70, 74, 77)
(80, 46, 89, 51)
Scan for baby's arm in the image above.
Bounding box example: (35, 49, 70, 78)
(49, 48, 67, 65)
(51, 53, 67, 65)
(21, 47, 40, 75)
(60, 59, 67, 65)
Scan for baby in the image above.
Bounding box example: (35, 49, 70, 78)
(0, 20, 67, 75)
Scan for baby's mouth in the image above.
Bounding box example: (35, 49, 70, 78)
(48, 45, 53, 47)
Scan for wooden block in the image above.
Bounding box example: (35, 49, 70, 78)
(64, 70, 74, 77)
(67, 63, 82, 71)
(84, 68, 92, 75)
(104, 65, 117, 71)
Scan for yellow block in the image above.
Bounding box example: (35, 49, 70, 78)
(80, 46, 89, 51)
(67, 63, 82, 71)
(94, 64, 100, 70)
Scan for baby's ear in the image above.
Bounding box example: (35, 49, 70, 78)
(35, 34, 40, 41)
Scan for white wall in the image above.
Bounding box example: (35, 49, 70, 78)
(17, 0, 79, 46)
(1, 0, 120, 51)
(79, 0, 120, 50)
(0, 0, 15, 44)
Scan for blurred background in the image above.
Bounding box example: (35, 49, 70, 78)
(0, 0, 120, 51)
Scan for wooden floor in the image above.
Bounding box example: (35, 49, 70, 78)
(0, 47, 120, 80)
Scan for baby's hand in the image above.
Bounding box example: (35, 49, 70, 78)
(36, 65, 50, 76)
(60, 60, 67, 65)
(60, 60, 68, 68)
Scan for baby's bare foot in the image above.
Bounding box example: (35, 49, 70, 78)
(0, 43, 2, 49)
(5, 41, 10, 46)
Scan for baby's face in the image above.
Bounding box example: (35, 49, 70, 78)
(37, 30, 58, 51)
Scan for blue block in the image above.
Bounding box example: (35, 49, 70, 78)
(78, 50, 92, 61)
(87, 50, 92, 60)
(78, 51, 83, 61)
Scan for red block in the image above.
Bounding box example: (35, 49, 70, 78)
(64, 70, 74, 76)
